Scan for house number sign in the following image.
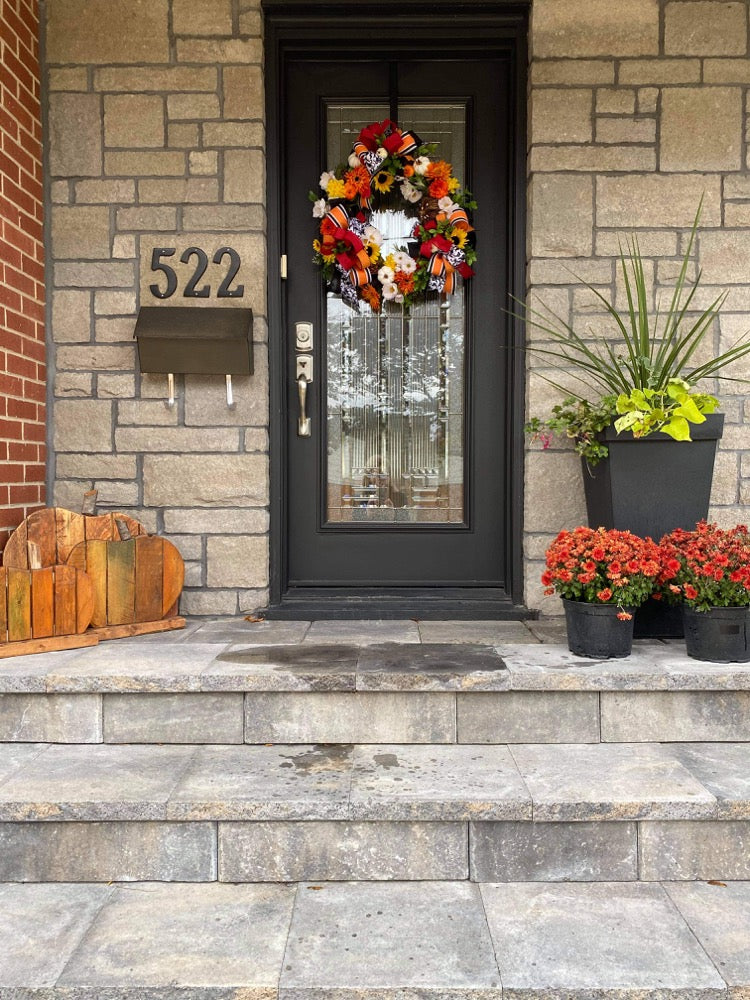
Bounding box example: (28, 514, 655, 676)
(149, 246, 245, 299)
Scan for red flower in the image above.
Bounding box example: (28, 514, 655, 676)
(596, 588, 613, 602)
(684, 584, 698, 600)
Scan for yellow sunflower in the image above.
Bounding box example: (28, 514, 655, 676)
(372, 170, 395, 194)
(449, 227, 468, 249)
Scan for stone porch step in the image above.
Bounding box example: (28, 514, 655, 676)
(2, 637, 750, 744)
(0, 741, 748, 882)
(2, 879, 748, 997)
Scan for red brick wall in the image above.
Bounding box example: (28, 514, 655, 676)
(0, 0, 44, 551)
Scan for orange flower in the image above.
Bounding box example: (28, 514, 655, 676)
(403, 164, 415, 177)
(428, 178, 449, 199)
(394, 272, 415, 294)
(361, 284, 381, 312)
(426, 159, 452, 181)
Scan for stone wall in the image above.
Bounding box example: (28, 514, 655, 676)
(526, 0, 750, 611)
(43, 0, 750, 614)
(45, 0, 267, 615)
(0, 0, 45, 551)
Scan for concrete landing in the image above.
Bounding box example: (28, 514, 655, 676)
(1, 879, 746, 997)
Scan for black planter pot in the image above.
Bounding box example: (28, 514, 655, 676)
(683, 605, 750, 662)
(562, 598, 636, 659)
(582, 413, 724, 639)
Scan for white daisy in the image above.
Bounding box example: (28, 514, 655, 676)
(378, 265, 395, 284)
(312, 199, 329, 219)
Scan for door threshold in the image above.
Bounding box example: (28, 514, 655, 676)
(262, 588, 538, 621)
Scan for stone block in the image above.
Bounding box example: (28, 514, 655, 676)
(244, 692, 456, 744)
(470, 821, 638, 881)
(530, 174, 592, 257)
(239, 8, 261, 34)
(530, 143, 656, 172)
(665, 1, 747, 55)
(281, 882, 500, 994)
(596, 173, 721, 227)
(202, 121, 264, 148)
(638, 87, 659, 112)
(75, 179, 135, 204)
(176, 37, 262, 63)
(53, 399, 112, 452)
(531, 88, 592, 144)
(54, 261, 135, 288)
(601, 691, 750, 743)
(55, 372, 92, 397)
(304, 620, 420, 645)
(219, 821, 468, 881)
(116, 207, 177, 233)
(457, 691, 599, 743)
(667, 881, 750, 992)
(57, 344, 135, 371)
(143, 454, 268, 507)
(0, 883, 113, 986)
(115, 426, 239, 453)
(167, 93, 221, 121)
(94, 66, 217, 92)
(189, 150, 218, 175)
(357, 642, 510, 690)
(710, 450, 740, 505)
(180, 589, 238, 615)
(112, 234, 136, 258)
(48, 67, 89, 91)
(640, 820, 750, 879)
(224, 148, 265, 203)
(184, 369, 268, 429)
(56, 454, 136, 479)
(480, 882, 726, 995)
(525, 451, 586, 532)
(52, 289, 90, 344)
(532, 60, 615, 85)
(596, 88, 636, 113)
(169, 122, 200, 147)
(164, 508, 269, 534)
(699, 229, 750, 283)
(105, 151, 185, 177)
(204, 642, 354, 690)
(51, 206, 111, 261)
(47, 0, 169, 62)
(670, 743, 750, 820)
(533, 0, 659, 57)
(206, 535, 267, 588)
(618, 58, 702, 84)
(117, 399, 179, 426)
(93, 317, 135, 345)
(172, 0, 233, 34)
(705, 58, 750, 83)
(223, 65, 264, 119)
(0, 695, 101, 743)
(725, 202, 750, 227)
(139, 177, 219, 204)
(57, 882, 295, 990)
(94, 290, 136, 316)
(48, 93, 102, 178)
(104, 95, 164, 149)
(0, 821, 216, 881)
(596, 116, 656, 144)
(182, 204, 265, 230)
(103, 693, 244, 743)
(661, 87, 742, 172)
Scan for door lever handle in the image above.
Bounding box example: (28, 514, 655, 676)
(297, 375, 311, 437)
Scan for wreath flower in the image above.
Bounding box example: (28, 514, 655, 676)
(309, 119, 477, 312)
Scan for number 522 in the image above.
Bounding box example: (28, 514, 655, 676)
(149, 246, 244, 299)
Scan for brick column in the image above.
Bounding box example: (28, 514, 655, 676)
(0, 0, 45, 551)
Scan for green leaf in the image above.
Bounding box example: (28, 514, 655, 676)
(662, 416, 692, 441)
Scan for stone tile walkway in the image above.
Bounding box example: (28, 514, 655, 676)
(0, 879, 745, 996)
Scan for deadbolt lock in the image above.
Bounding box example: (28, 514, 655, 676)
(295, 322, 313, 352)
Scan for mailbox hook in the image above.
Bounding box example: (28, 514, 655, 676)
(166, 372, 175, 409)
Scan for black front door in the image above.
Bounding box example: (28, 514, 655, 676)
(268, 21, 527, 616)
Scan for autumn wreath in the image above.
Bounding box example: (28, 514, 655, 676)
(310, 119, 477, 312)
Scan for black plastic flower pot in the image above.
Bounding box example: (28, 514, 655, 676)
(581, 413, 724, 639)
(562, 598, 636, 659)
(683, 605, 750, 663)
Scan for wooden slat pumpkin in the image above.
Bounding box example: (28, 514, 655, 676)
(2, 508, 148, 570)
(0, 565, 94, 643)
(66, 536, 184, 627)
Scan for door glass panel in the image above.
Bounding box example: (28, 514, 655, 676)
(325, 103, 467, 525)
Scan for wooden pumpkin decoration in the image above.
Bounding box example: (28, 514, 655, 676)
(0, 565, 94, 642)
(66, 536, 184, 627)
(2, 508, 148, 570)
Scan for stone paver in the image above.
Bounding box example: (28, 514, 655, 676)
(303, 619, 421, 644)
(602, 691, 750, 741)
(168, 744, 353, 820)
(349, 744, 532, 820)
(501, 644, 673, 690)
(103, 692, 244, 743)
(0, 693, 101, 742)
(667, 881, 750, 992)
(45, 642, 229, 692)
(0, 743, 46, 786)
(58, 882, 295, 991)
(356, 643, 509, 691)
(417, 620, 536, 644)
(457, 690, 600, 743)
(639, 820, 750, 880)
(0, 882, 113, 986)
(0, 743, 195, 820)
(281, 881, 502, 994)
(191, 619, 310, 645)
(670, 742, 750, 819)
(480, 882, 727, 998)
(204, 643, 358, 691)
(510, 742, 717, 821)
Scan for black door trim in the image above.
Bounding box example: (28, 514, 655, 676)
(264, 0, 531, 619)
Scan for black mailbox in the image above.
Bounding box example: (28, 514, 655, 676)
(134, 306, 253, 375)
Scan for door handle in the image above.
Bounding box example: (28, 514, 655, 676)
(297, 375, 311, 437)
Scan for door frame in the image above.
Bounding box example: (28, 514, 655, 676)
(264, 0, 530, 617)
